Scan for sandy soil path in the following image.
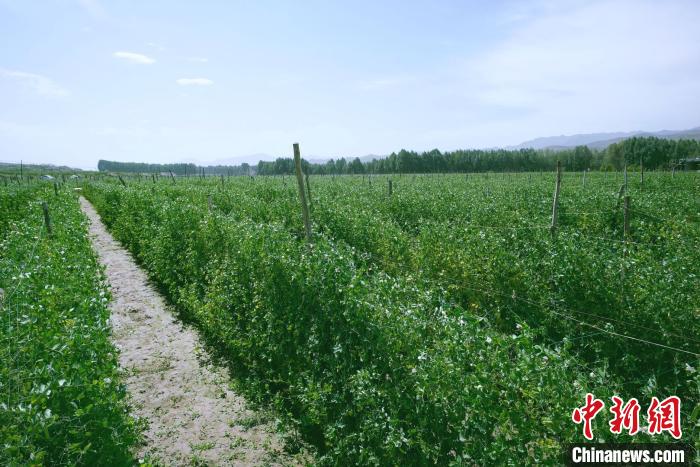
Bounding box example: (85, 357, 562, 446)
(79, 197, 305, 466)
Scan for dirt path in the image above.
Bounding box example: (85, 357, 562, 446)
(79, 197, 305, 466)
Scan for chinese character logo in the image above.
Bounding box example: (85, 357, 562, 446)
(573, 394, 682, 440)
(572, 393, 605, 440)
(647, 396, 682, 439)
(609, 396, 640, 435)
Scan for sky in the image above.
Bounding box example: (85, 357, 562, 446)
(1, 0, 699, 169)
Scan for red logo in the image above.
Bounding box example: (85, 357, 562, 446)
(573, 395, 682, 440)
(647, 396, 682, 439)
(609, 396, 640, 435)
(572, 393, 605, 440)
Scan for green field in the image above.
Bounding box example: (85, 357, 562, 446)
(0, 183, 140, 465)
(76, 170, 698, 464)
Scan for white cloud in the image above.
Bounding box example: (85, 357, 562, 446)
(465, 0, 700, 133)
(0, 69, 68, 97)
(176, 78, 213, 86)
(113, 51, 155, 65)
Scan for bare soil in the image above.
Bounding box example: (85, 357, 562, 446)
(79, 197, 308, 466)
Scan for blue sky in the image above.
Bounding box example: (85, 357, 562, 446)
(1, 0, 699, 169)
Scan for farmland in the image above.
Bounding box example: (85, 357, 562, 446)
(0, 184, 140, 464)
(75, 169, 698, 464)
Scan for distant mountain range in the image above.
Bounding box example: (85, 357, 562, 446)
(175, 127, 700, 168)
(511, 126, 700, 150)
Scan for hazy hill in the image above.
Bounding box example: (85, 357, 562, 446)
(513, 126, 700, 150)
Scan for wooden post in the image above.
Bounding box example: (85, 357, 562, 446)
(220, 174, 224, 188)
(118, 175, 127, 187)
(623, 195, 631, 239)
(152, 174, 156, 184)
(640, 158, 644, 188)
(616, 183, 626, 208)
(388, 179, 393, 196)
(293, 143, 312, 242)
(42, 202, 52, 236)
(623, 164, 628, 192)
(305, 172, 312, 208)
(169, 170, 176, 183)
(54, 182, 59, 196)
(550, 160, 561, 238)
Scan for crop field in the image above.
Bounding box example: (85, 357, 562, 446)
(80, 170, 697, 464)
(0, 184, 140, 465)
(2, 171, 698, 465)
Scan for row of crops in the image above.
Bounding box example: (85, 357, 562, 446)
(0, 184, 140, 465)
(81, 171, 698, 464)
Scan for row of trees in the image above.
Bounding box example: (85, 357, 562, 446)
(97, 160, 253, 176)
(603, 137, 700, 170)
(99, 137, 699, 176)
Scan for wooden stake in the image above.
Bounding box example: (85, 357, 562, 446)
(550, 160, 561, 238)
(169, 170, 176, 183)
(615, 183, 626, 210)
(388, 179, 393, 196)
(623, 195, 631, 239)
(54, 182, 59, 196)
(118, 175, 127, 187)
(623, 164, 628, 192)
(293, 143, 312, 242)
(42, 201, 52, 236)
(305, 172, 312, 209)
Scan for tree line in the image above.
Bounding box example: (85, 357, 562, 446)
(99, 136, 699, 176)
(97, 160, 253, 176)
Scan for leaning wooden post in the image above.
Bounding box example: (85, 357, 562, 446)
(169, 170, 176, 183)
(41, 201, 52, 236)
(293, 143, 312, 242)
(305, 172, 313, 209)
(623, 196, 631, 240)
(118, 175, 127, 187)
(550, 160, 561, 238)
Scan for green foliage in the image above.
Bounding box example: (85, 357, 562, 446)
(85, 173, 700, 465)
(0, 186, 140, 465)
